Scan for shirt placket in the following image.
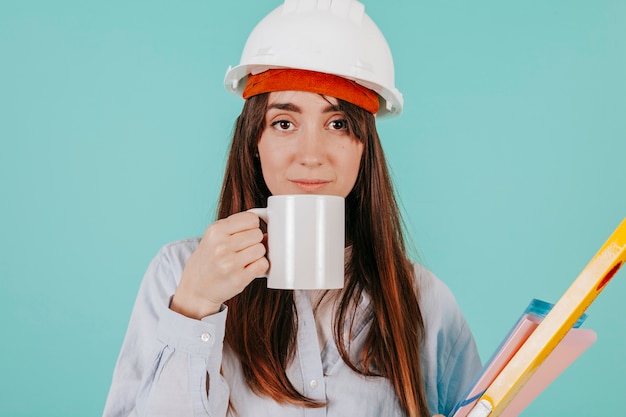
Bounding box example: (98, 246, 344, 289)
(294, 290, 328, 416)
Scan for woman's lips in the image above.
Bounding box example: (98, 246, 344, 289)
(290, 179, 330, 192)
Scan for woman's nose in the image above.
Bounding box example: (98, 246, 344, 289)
(296, 128, 326, 166)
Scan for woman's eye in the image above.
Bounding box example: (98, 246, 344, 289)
(271, 120, 293, 130)
(329, 119, 348, 131)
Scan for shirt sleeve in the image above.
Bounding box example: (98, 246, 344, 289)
(102, 242, 231, 417)
(413, 263, 483, 416)
(437, 319, 482, 416)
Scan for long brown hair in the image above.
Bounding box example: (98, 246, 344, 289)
(219, 93, 429, 417)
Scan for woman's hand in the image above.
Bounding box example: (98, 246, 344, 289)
(170, 211, 268, 319)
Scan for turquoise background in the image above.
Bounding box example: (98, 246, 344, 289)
(1, 0, 624, 416)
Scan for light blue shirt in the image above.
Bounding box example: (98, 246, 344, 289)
(103, 239, 481, 417)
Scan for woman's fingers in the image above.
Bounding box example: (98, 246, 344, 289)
(229, 226, 265, 253)
(208, 211, 260, 236)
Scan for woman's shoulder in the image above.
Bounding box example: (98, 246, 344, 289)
(155, 237, 201, 260)
(410, 262, 467, 330)
(411, 262, 456, 304)
(145, 238, 201, 285)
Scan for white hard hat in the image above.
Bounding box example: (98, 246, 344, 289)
(224, 0, 403, 118)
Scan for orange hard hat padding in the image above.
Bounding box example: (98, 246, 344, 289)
(243, 69, 379, 115)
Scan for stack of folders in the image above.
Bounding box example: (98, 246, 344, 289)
(449, 217, 626, 417)
(448, 299, 597, 417)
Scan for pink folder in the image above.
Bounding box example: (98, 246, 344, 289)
(500, 327, 596, 416)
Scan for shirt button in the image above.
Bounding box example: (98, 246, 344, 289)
(200, 332, 211, 342)
(309, 379, 318, 389)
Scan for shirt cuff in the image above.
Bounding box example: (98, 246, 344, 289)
(157, 302, 228, 358)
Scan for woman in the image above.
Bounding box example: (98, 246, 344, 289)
(103, 1, 481, 416)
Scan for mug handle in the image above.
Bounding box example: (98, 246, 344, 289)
(247, 208, 268, 223)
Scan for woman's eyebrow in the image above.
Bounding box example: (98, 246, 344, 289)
(266, 103, 342, 113)
(267, 102, 301, 112)
(322, 104, 342, 113)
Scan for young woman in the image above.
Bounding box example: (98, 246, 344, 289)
(104, 2, 481, 416)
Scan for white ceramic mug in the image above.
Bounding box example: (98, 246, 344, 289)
(248, 194, 345, 289)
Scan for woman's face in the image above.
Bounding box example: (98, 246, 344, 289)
(257, 91, 364, 197)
